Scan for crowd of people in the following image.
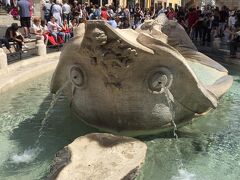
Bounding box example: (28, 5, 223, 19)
(0, 0, 240, 57)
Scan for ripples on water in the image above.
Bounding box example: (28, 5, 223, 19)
(138, 68, 240, 180)
(10, 147, 41, 164)
(0, 68, 239, 179)
(0, 72, 95, 179)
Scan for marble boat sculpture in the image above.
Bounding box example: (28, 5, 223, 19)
(51, 14, 233, 136)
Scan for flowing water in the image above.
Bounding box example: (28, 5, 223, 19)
(0, 67, 239, 180)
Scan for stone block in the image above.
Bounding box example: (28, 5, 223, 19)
(47, 133, 147, 180)
(0, 48, 8, 70)
(35, 40, 46, 56)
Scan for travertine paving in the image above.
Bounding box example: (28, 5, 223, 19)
(0, 52, 60, 95)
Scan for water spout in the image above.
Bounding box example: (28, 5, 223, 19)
(9, 81, 70, 164)
(163, 87, 184, 170)
(162, 87, 177, 139)
(36, 81, 70, 145)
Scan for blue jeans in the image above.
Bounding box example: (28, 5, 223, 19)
(64, 32, 71, 42)
(51, 32, 65, 43)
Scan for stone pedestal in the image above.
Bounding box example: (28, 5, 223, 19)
(35, 40, 46, 56)
(0, 48, 8, 70)
(48, 133, 147, 180)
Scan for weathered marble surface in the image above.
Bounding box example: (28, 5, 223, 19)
(47, 133, 147, 180)
(0, 48, 7, 70)
(51, 16, 232, 136)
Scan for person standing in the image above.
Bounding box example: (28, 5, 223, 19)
(212, 8, 220, 38)
(124, 6, 130, 27)
(167, 7, 176, 20)
(229, 12, 240, 58)
(51, 0, 62, 26)
(187, 8, 199, 40)
(42, 0, 52, 23)
(17, 0, 31, 38)
(133, 7, 143, 29)
(228, 11, 236, 41)
(100, 6, 108, 20)
(202, 13, 213, 46)
(62, 0, 71, 25)
(219, 6, 228, 37)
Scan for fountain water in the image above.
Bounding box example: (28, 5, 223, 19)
(0, 68, 239, 179)
(9, 81, 70, 165)
(163, 87, 185, 172)
(36, 81, 70, 145)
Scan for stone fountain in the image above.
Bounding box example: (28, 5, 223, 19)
(50, 14, 232, 136)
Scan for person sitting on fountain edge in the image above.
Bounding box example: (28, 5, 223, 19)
(5, 23, 27, 52)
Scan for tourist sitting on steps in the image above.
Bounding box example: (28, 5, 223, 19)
(47, 16, 65, 43)
(69, 18, 77, 37)
(30, 17, 45, 41)
(61, 19, 71, 42)
(5, 23, 27, 52)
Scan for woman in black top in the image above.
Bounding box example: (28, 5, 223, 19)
(5, 23, 24, 51)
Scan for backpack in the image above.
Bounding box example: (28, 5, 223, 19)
(49, 4, 54, 17)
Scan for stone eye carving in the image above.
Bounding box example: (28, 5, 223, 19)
(147, 67, 173, 93)
(69, 65, 85, 88)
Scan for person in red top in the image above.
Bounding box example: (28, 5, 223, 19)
(187, 8, 199, 39)
(167, 8, 176, 20)
(61, 19, 71, 42)
(100, 6, 109, 20)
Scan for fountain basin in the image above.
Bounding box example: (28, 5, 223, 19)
(0, 65, 239, 179)
(51, 20, 232, 136)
